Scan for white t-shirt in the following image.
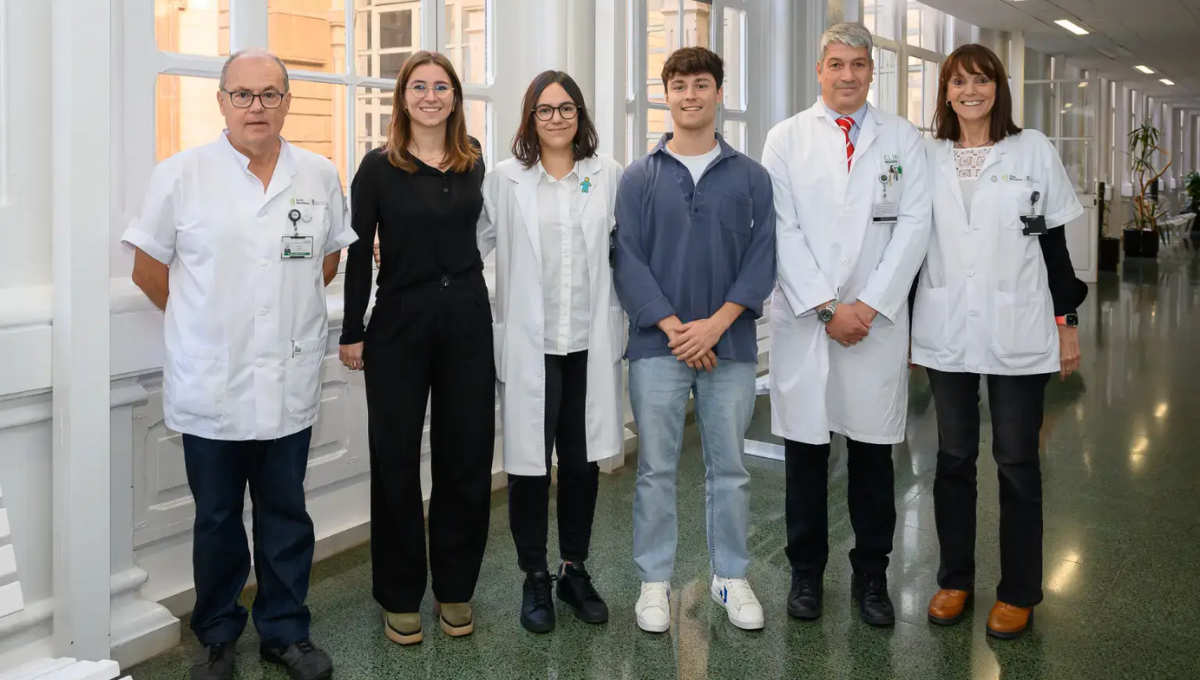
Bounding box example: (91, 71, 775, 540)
(121, 132, 357, 441)
(666, 143, 722, 186)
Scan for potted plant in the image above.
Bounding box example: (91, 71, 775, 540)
(1185, 170, 1200, 215)
(1124, 121, 1172, 258)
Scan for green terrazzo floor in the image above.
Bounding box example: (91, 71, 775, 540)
(128, 256, 1200, 679)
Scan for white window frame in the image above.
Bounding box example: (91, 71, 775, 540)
(861, 0, 950, 133)
(121, 0, 495, 239)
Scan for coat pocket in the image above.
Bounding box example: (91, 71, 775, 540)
(166, 343, 228, 420)
(608, 307, 627, 364)
(992, 290, 1055, 359)
(285, 335, 327, 415)
(911, 287, 949, 355)
(492, 322, 506, 382)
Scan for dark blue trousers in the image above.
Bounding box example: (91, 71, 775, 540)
(182, 428, 315, 648)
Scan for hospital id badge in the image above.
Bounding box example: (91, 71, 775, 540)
(281, 236, 314, 259)
(872, 202, 900, 224)
(1020, 214, 1047, 236)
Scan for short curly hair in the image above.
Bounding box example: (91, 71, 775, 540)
(661, 47, 724, 90)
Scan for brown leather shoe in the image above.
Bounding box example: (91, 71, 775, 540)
(434, 601, 475, 637)
(986, 601, 1033, 639)
(927, 589, 971, 626)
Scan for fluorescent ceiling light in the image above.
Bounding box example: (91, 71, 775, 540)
(1065, 103, 1073, 108)
(1055, 19, 1089, 35)
(1135, 65, 1155, 74)
(1160, 79, 1174, 86)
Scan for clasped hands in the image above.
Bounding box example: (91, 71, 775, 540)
(660, 315, 725, 373)
(821, 300, 878, 347)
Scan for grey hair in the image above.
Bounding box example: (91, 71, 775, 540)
(218, 49, 290, 92)
(819, 22, 874, 62)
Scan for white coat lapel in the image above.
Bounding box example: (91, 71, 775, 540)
(814, 105, 850, 198)
(851, 109, 881, 170)
(938, 140, 967, 219)
(577, 156, 605, 267)
(513, 166, 543, 276)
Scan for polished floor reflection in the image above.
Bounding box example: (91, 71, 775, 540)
(129, 254, 1200, 679)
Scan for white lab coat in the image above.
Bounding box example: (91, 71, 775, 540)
(912, 130, 1083, 375)
(763, 100, 932, 445)
(477, 155, 627, 476)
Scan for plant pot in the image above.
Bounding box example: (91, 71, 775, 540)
(1099, 236, 1120, 271)
(1123, 228, 1159, 258)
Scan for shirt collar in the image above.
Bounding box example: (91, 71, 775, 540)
(218, 129, 295, 176)
(537, 160, 580, 184)
(821, 99, 868, 130)
(651, 132, 739, 160)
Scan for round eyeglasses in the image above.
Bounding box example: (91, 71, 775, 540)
(223, 90, 286, 109)
(533, 103, 579, 121)
(407, 83, 455, 98)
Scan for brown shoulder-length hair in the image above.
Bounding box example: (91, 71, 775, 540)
(512, 71, 599, 169)
(385, 51, 480, 174)
(932, 44, 1022, 144)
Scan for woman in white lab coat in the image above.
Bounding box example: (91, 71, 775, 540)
(913, 44, 1086, 640)
(476, 70, 625, 635)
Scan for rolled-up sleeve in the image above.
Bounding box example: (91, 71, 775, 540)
(121, 159, 180, 264)
(724, 167, 777, 317)
(614, 164, 676, 329)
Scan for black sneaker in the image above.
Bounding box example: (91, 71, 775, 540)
(786, 572, 823, 620)
(851, 572, 896, 627)
(556, 561, 609, 623)
(521, 570, 557, 633)
(260, 638, 333, 680)
(190, 643, 235, 680)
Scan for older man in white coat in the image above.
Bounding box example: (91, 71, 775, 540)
(762, 22, 931, 627)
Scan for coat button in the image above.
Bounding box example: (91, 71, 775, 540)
(256, 359, 265, 367)
(842, 258, 850, 265)
(967, 269, 975, 277)
(961, 228, 969, 234)
(260, 259, 269, 268)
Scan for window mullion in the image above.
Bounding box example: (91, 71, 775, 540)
(229, 0, 269, 52)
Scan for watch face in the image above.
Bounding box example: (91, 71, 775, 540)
(1066, 313, 1079, 327)
(818, 308, 835, 322)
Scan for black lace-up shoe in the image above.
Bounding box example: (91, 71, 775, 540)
(787, 572, 824, 620)
(852, 572, 896, 627)
(521, 570, 557, 633)
(260, 638, 333, 680)
(556, 561, 609, 623)
(190, 643, 235, 680)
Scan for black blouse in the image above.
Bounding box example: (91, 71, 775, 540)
(340, 141, 486, 345)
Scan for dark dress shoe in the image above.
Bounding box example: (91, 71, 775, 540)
(191, 643, 235, 680)
(260, 638, 333, 680)
(521, 570, 557, 633)
(556, 561, 609, 623)
(786, 573, 823, 620)
(852, 572, 896, 627)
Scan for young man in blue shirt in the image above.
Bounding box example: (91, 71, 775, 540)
(614, 46, 777, 633)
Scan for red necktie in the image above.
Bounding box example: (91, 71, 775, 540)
(836, 116, 855, 172)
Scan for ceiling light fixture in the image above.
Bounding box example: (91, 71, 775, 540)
(1160, 79, 1174, 86)
(1135, 65, 1155, 74)
(1054, 19, 1089, 35)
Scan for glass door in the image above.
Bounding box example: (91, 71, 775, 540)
(1025, 79, 1101, 283)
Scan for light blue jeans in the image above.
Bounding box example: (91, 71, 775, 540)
(630, 355, 757, 582)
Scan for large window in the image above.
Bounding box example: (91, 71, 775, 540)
(147, 0, 493, 193)
(861, 0, 954, 130)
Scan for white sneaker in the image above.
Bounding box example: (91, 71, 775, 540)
(635, 581, 671, 633)
(711, 576, 765, 630)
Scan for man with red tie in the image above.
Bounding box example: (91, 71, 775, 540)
(760, 22, 932, 628)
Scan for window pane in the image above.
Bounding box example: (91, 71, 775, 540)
(268, 0, 345, 74)
(463, 99, 489, 164)
(907, 56, 923, 129)
(283, 81, 349, 191)
(722, 7, 746, 111)
(155, 0, 228, 56)
(722, 119, 746, 153)
(156, 75, 227, 160)
(647, 0, 680, 103)
(647, 107, 671, 152)
(906, 2, 940, 51)
(682, 1, 710, 48)
(862, 0, 895, 41)
(354, 1, 422, 81)
(626, 112, 637, 165)
(355, 87, 393, 171)
(923, 60, 938, 130)
(1060, 139, 1094, 194)
(447, 0, 488, 85)
(869, 48, 898, 114)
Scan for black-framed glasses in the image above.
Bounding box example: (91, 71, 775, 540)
(533, 103, 579, 121)
(222, 89, 286, 109)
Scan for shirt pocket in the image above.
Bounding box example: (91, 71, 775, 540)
(285, 335, 328, 416)
(166, 342, 228, 420)
(719, 192, 753, 233)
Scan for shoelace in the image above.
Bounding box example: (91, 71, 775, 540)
(530, 574, 556, 610)
(294, 639, 315, 654)
(795, 577, 818, 598)
(861, 578, 887, 603)
(722, 579, 759, 610)
(640, 583, 669, 611)
(566, 566, 602, 602)
(205, 644, 229, 667)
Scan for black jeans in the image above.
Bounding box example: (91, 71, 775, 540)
(508, 351, 600, 573)
(183, 428, 315, 648)
(926, 369, 1051, 608)
(785, 437, 896, 577)
(363, 271, 496, 613)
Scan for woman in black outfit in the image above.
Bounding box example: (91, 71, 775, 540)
(338, 51, 494, 645)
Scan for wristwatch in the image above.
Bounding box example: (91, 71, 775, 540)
(818, 301, 838, 323)
(1055, 313, 1078, 327)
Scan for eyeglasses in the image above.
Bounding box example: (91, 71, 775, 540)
(407, 83, 455, 98)
(222, 89, 286, 109)
(533, 103, 579, 121)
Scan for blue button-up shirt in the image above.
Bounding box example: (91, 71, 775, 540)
(824, 99, 867, 146)
(613, 133, 777, 364)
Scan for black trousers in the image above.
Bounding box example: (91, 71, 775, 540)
(927, 369, 1050, 608)
(183, 429, 314, 648)
(785, 437, 896, 577)
(363, 271, 496, 613)
(508, 351, 600, 573)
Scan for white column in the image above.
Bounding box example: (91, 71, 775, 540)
(1010, 31, 1026, 127)
(593, 0, 624, 159)
(51, 0, 113, 661)
(533, 0, 569, 72)
(229, 0, 269, 51)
